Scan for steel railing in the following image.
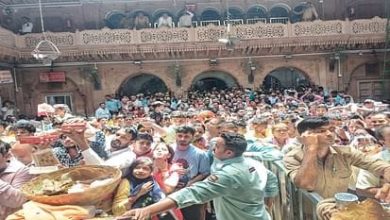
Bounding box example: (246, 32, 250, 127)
(269, 17, 290, 24)
(246, 18, 267, 24)
(264, 160, 323, 220)
(200, 20, 221, 26)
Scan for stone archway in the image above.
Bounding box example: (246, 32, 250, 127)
(262, 67, 311, 90)
(191, 70, 238, 91)
(117, 73, 168, 96)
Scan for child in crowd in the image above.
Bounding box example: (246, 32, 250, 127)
(112, 157, 180, 220)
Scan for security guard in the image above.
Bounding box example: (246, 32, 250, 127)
(119, 132, 278, 220)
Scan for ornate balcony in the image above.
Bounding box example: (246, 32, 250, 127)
(0, 17, 386, 63)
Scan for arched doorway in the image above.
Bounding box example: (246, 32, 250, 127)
(247, 5, 268, 19)
(224, 7, 244, 19)
(191, 71, 238, 91)
(262, 67, 310, 90)
(104, 10, 126, 29)
(269, 4, 290, 23)
(200, 8, 220, 21)
(117, 74, 168, 96)
(291, 3, 306, 23)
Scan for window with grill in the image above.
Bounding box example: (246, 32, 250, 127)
(45, 94, 72, 111)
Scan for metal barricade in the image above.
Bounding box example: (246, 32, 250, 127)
(264, 160, 323, 220)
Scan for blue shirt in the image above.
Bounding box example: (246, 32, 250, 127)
(172, 144, 210, 180)
(95, 107, 111, 119)
(105, 99, 121, 112)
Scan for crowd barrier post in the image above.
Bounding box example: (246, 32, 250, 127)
(264, 160, 323, 220)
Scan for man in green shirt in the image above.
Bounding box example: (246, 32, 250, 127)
(119, 132, 278, 220)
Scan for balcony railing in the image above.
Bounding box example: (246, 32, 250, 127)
(223, 19, 244, 26)
(0, 17, 385, 58)
(270, 17, 290, 24)
(200, 20, 221, 27)
(246, 18, 267, 24)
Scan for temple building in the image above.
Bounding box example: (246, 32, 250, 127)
(0, 0, 387, 116)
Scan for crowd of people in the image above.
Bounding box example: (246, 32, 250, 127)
(1, 85, 390, 220)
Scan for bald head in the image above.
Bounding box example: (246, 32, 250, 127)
(11, 142, 36, 165)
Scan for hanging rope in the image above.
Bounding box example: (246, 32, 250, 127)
(31, 0, 61, 64)
(38, 0, 45, 35)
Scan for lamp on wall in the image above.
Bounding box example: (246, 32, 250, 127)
(209, 59, 219, 66)
(334, 53, 342, 78)
(247, 58, 257, 84)
(31, 0, 61, 65)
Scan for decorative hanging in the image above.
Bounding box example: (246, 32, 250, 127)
(218, 0, 240, 50)
(31, 0, 61, 64)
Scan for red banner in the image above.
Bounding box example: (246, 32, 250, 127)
(39, 72, 66, 82)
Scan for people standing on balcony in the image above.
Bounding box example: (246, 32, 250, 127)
(178, 11, 194, 28)
(64, 17, 74, 32)
(346, 6, 356, 20)
(302, 2, 319, 21)
(157, 13, 173, 28)
(134, 12, 150, 30)
(19, 17, 33, 35)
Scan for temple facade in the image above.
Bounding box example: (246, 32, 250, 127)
(0, 0, 387, 116)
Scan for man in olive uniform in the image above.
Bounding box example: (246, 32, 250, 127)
(120, 132, 278, 220)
